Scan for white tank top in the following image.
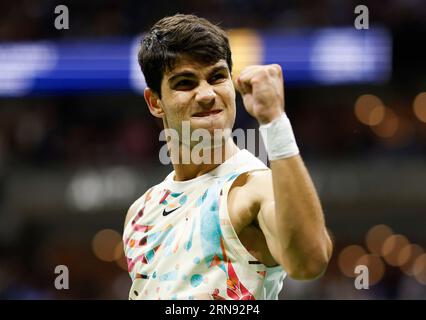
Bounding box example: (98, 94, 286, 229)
(123, 149, 286, 300)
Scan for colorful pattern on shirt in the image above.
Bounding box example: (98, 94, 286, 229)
(123, 149, 286, 300)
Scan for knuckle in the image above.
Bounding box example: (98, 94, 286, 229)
(257, 68, 269, 78)
(266, 64, 282, 76)
(237, 74, 247, 83)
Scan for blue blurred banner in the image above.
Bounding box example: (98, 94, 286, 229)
(0, 27, 391, 96)
(263, 28, 391, 85)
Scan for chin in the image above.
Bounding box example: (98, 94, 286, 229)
(191, 118, 227, 132)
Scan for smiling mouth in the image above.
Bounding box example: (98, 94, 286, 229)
(192, 110, 223, 117)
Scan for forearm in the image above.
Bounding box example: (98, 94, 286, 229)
(236, 63, 332, 278)
(270, 155, 332, 279)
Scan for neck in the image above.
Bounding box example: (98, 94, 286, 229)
(169, 138, 240, 181)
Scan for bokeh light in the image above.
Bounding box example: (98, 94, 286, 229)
(366, 224, 393, 256)
(92, 229, 122, 262)
(413, 253, 426, 285)
(338, 245, 367, 277)
(370, 108, 399, 138)
(354, 94, 385, 125)
(356, 254, 385, 286)
(399, 244, 424, 276)
(385, 116, 415, 146)
(382, 234, 410, 266)
(413, 92, 426, 123)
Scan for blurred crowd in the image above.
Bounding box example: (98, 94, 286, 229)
(0, 88, 425, 171)
(1, 0, 426, 41)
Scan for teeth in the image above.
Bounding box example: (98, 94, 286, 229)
(195, 110, 220, 117)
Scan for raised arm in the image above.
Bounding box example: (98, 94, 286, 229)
(237, 64, 332, 279)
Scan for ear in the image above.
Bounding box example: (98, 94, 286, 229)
(144, 88, 164, 118)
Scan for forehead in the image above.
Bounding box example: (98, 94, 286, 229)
(164, 55, 228, 78)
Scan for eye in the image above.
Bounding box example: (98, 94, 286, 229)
(210, 73, 227, 83)
(174, 79, 195, 90)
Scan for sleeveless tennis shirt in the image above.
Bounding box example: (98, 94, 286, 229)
(123, 149, 286, 300)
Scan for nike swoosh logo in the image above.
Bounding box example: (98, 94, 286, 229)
(162, 207, 181, 216)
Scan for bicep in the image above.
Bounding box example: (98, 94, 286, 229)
(257, 199, 283, 266)
(251, 171, 284, 265)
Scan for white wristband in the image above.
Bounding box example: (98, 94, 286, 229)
(259, 113, 300, 160)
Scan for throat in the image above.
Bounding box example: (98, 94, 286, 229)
(172, 140, 240, 181)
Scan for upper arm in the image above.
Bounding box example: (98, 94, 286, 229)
(249, 170, 284, 266)
(253, 168, 333, 278)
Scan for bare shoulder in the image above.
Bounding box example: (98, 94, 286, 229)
(229, 169, 273, 204)
(237, 169, 274, 201)
(227, 169, 279, 266)
(246, 169, 273, 188)
(227, 169, 273, 231)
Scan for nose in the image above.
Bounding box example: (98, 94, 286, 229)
(195, 81, 216, 108)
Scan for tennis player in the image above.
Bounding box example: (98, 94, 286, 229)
(123, 14, 332, 300)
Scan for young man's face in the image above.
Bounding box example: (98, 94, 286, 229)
(159, 55, 236, 145)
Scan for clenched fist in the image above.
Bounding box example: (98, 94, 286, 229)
(236, 64, 285, 124)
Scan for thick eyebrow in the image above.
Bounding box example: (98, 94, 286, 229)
(167, 64, 229, 84)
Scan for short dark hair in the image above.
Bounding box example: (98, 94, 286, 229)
(138, 14, 233, 97)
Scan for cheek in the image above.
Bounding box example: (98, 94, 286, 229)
(163, 94, 192, 120)
(217, 82, 236, 106)
(172, 92, 193, 112)
(216, 86, 236, 127)
(222, 85, 236, 113)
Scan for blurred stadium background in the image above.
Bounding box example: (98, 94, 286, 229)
(0, 0, 426, 299)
